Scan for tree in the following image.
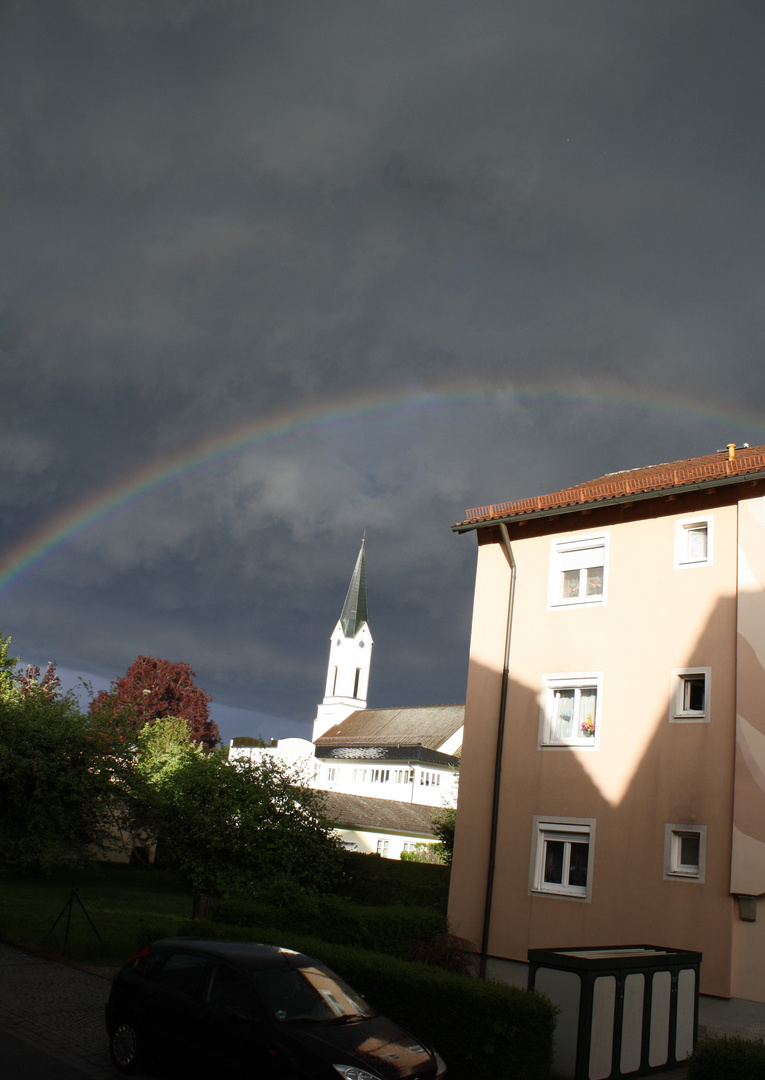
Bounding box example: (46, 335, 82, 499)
(432, 806, 456, 865)
(16, 661, 63, 699)
(90, 655, 219, 750)
(118, 721, 342, 893)
(145, 750, 343, 896)
(0, 635, 64, 704)
(105, 717, 204, 864)
(0, 635, 117, 869)
(0, 633, 21, 703)
(0, 687, 114, 871)
(135, 716, 203, 787)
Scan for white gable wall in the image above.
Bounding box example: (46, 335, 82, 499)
(436, 726, 464, 756)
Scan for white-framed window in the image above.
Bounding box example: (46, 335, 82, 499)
(326, 767, 337, 782)
(670, 667, 711, 723)
(419, 771, 442, 787)
(530, 817, 595, 900)
(674, 515, 713, 569)
(376, 839, 389, 857)
(664, 824, 706, 882)
(548, 533, 609, 609)
(540, 672, 602, 748)
(370, 768, 390, 783)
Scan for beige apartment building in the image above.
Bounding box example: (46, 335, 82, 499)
(449, 444, 765, 1010)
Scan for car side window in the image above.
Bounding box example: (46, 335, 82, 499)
(152, 952, 208, 997)
(131, 951, 163, 979)
(206, 963, 258, 1018)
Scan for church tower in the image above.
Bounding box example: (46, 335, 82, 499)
(313, 540, 373, 741)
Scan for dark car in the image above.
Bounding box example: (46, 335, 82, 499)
(105, 938, 447, 1079)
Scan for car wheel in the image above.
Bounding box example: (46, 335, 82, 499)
(110, 1018, 143, 1074)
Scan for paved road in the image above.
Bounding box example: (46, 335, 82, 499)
(0, 942, 115, 1079)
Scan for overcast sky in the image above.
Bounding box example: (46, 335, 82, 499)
(2, 1, 764, 744)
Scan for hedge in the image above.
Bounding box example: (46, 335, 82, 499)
(688, 1035, 765, 1079)
(150, 918, 556, 1080)
(339, 850, 450, 910)
(212, 893, 448, 958)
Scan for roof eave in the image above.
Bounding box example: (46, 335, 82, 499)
(452, 469, 765, 534)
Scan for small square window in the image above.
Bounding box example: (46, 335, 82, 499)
(541, 673, 602, 747)
(376, 839, 389, 857)
(530, 817, 595, 900)
(549, 534, 609, 608)
(670, 667, 711, 723)
(675, 516, 713, 568)
(664, 825, 706, 882)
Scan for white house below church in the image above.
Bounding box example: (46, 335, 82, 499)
(230, 541, 462, 858)
(321, 791, 440, 858)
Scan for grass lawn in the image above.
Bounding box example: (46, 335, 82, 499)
(0, 864, 195, 966)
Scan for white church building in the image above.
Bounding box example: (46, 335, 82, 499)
(230, 541, 463, 859)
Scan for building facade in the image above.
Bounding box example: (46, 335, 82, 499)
(448, 444, 765, 1008)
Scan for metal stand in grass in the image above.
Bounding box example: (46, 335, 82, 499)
(42, 885, 103, 957)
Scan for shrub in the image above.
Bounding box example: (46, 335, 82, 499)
(318, 941, 555, 1080)
(406, 932, 477, 975)
(400, 843, 446, 864)
(688, 1035, 765, 1079)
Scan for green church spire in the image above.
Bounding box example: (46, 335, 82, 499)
(340, 540, 368, 638)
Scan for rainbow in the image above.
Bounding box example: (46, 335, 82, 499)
(2, 381, 762, 595)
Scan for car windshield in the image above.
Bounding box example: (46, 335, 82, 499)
(251, 965, 376, 1023)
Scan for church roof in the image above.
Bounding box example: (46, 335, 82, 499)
(340, 540, 368, 638)
(315, 704, 464, 752)
(321, 790, 437, 835)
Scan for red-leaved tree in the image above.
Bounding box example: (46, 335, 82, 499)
(90, 656, 219, 750)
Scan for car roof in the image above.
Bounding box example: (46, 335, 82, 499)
(150, 938, 318, 971)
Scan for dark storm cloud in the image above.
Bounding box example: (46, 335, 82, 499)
(2, 1, 764, 740)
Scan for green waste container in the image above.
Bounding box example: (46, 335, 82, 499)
(528, 945, 701, 1080)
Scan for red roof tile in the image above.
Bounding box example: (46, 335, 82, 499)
(455, 444, 765, 528)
